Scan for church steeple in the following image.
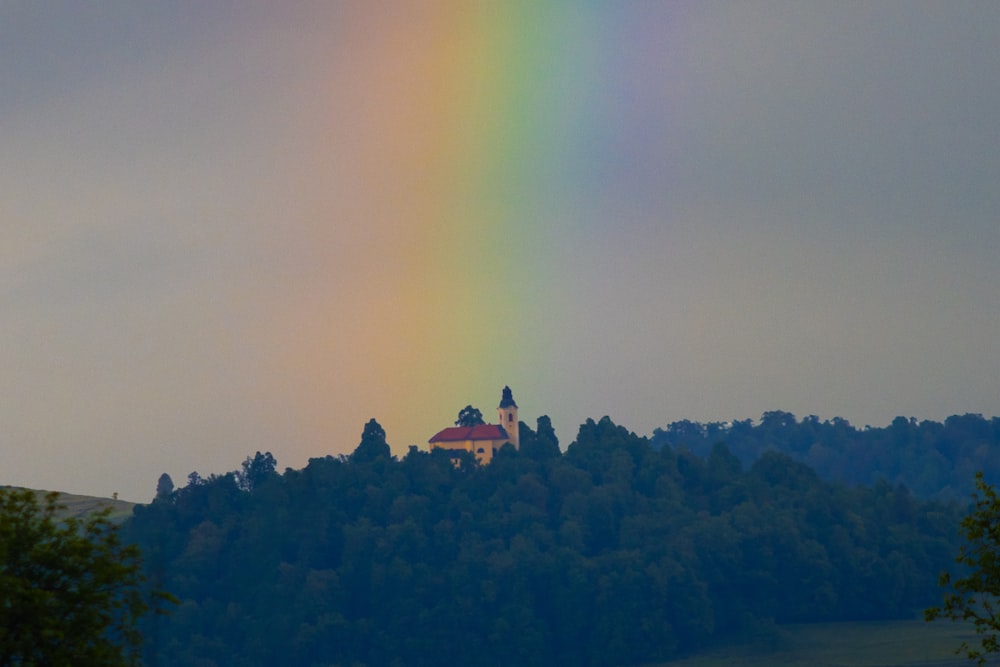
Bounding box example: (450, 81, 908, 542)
(496, 386, 519, 449)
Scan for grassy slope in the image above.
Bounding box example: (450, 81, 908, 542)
(50, 489, 137, 522)
(2, 486, 138, 523)
(658, 619, 997, 667)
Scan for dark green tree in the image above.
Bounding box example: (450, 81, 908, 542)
(455, 405, 485, 427)
(351, 418, 391, 462)
(926, 472, 1000, 665)
(237, 451, 278, 492)
(0, 488, 155, 666)
(520, 415, 561, 461)
(155, 472, 174, 500)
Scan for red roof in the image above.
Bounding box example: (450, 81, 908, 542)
(429, 424, 508, 443)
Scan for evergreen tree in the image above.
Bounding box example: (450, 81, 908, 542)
(351, 418, 391, 462)
(155, 472, 174, 500)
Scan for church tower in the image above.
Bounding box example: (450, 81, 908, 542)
(497, 386, 519, 450)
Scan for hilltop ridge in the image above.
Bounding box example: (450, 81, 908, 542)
(2, 486, 137, 522)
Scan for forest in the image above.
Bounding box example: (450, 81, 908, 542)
(122, 412, 973, 667)
(652, 411, 1000, 499)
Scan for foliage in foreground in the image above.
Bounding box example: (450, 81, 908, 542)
(927, 472, 1000, 665)
(126, 415, 961, 667)
(0, 488, 154, 666)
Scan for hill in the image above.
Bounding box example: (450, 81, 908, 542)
(122, 416, 965, 667)
(652, 412, 1000, 499)
(51, 490, 137, 522)
(2, 486, 137, 523)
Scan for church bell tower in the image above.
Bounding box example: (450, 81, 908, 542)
(496, 386, 519, 449)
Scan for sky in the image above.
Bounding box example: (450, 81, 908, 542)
(2, 2, 999, 501)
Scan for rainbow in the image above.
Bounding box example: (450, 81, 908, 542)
(244, 3, 686, 459)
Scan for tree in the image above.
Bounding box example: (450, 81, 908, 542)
(351, 419, 391, 463)
(926, 472, 1000, 665)
(237, 451, 278, 492)
(155, 472, 174, 500)
(455, 405, 485, 427)
(522, 415, 560, 460)
(0, 488, 156, 666)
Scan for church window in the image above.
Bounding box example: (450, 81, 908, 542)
(477, 448, 485, 454)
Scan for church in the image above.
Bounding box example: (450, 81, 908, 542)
(428, 386, 519, 464)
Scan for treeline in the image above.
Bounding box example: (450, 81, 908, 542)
(652, 411, 1000, 499)
(125, 416, 961, 667)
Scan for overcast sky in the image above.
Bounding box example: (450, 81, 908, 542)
(3, 2, 999, 501)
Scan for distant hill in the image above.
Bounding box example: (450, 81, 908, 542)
(651, 411, 1000, 499)
(3, 486, 137, 523)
